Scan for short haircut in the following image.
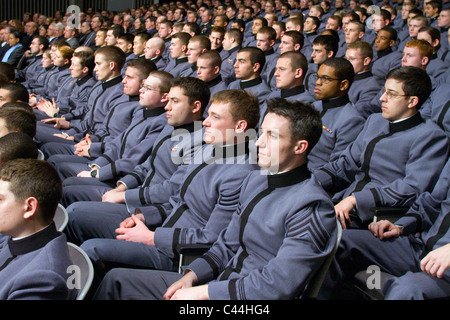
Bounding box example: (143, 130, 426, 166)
(108, 24, 125, 38)
(257, 26, 277, 42)
(33, 35, 50, 51)
(0, 82, 29, 103)
(149, 70, 174, 94)
(0, 132, 38, 164)
(386, 66, 432, 108)
(210, 89, 260, 130)
(184, 22, 201, 35)
(225, 28, 243, 45)
(190, 35, 211, 51)
(198, 50, 222, 68)
(347, 40, 373, 60)
(254, 16, 268, 27)
(418, 26, 441, 45)
(279, 51, 308, 78)
(348, 20, 365, 33)
(321, 57, 355, 88)
(0, 108, 36, 138)
(426, 0, 442, 12)
(266, 98, 322, 154)
(375, 8, 392, 22)
(410, 15, 429, 26)
(307, 16, 321, 30)
(379, 26, 398, 42)
(328, 15, 342, 27)
(283, 30, 305, 49)
(0, 159, 62, 223)
(126, 58, 157, 80)
(95, 45, 126, 70)
(313, 35, 339, 57)
(238, 47, 266, 73)
(405, 39, 434, 60)
(170, 77, 210, 115)
(119, 33, 134, 45)
(172, 31, 192, 46)
(135, 32, 151, 42)
(73, 50, 95, 73)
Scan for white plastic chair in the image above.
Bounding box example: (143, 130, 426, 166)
(67, 242, 94, 300)
(54, 203, 69, 232)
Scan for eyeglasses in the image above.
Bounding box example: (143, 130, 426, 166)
(381, 88, 410, 100)
(312, 73, 341, 84)
(140, 84, 160, 93)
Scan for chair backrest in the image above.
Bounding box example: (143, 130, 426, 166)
(67, 242, 94, 300)
(37, 149, 45, 160)
(300, 219, 342, 299)
(54, 204, 69, 232)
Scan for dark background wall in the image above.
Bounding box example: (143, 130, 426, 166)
(0, 0, 159, 21)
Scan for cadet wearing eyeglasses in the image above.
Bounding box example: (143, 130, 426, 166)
(313, 66, 449, 230)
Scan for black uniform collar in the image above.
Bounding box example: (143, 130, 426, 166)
(354, 70, 373, 81)
(143, 106, 165, 119)
(281, 85, 305, 98)
(376, 47, 393, 59)
(9, 223, 59, 256)
(58, 64, 70, 71)
(151, 56, 162, 64)
(264, 48, 275, 56)
(268, 163, 311, 188)
(213, 140, 250, 159)
(76, 74, 93, 86)
(227, 45, 241, 55)
(102, 75, 123, 89)
(174, 121, 197, 132)
(322, 94, 350, 110)
(240, 76, 262, 89)
(175, 56, 188, 65)
(207, 74, 223, 88)
(129, 94, 140, 102)
(389, 112, 424, 134)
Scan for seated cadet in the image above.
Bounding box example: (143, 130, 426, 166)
(0, 132, 38, 163)
(0, 159, 77, 300)
(437, 8, 450, 52)
(180, 35, 211, 77)
(65, 89, 259, 291)
(402, 39, 438, 87)
(363, 9, 391, 46)
(397, 15, 428, 52)
(209, 26, 225, 53)
(337, 20, 365, 58)
(314, 66, 449, 230)
(56, 71, 172, 206)
(267, 30, 304, 89)
(116, 33, 137, 66)
(15, 35, 48, 84)
(307, 57, 365, 171)
(302, 15, 321, 59)
(345, 41, 381, 118)
(371, 26, 403, 87)
(163, 32, 192, 77)
(220, 28, 243, 85)
(262, 51, 315, 127)
(0, 82, 29, 107)
(41, 58, 155, 159)
(35, 45, 126, 146)
(33, 50, 96, 121)
(242, 16, 267, 47)
(304, 35, 338, 97)
(319, 159, 450, 300)
(158, 20, 174, 62)
(143, 37, 168, 70)
(132, 32, 150, 59)
(227, 47, 271, 106)
(255, 26, 280, 83)
(196, 50, 228, 117)
(0, 102, 36, 139)
(92, 98, 338, 301)
(70, 77, 207, 211)
(26, 49, 57, 94)
(29, 41, 73, 104)
(417, 26, 448, 83)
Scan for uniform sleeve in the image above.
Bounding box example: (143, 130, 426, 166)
(353, 127, 449, 222)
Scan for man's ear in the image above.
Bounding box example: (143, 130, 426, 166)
(294, 139, 309, 155)
(23, 197, 39, 220)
